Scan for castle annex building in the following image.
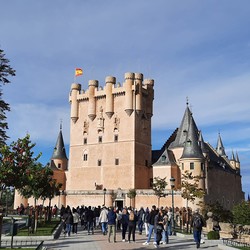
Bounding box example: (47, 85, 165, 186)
(14, 72, 244, 210)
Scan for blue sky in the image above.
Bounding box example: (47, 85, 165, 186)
(1, 0, 249, 199)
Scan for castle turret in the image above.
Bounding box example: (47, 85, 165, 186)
(135, 73, 143, 115)
(50, 124, 68, 207)
(235, 151, 240, 170)
(105, 76, 116, 118)
(144, 79, 154, 118)
(216, 133, 226, 157)
(180, 113, 205, 190)
(230, 150, 236, 169)
(70, 83, 81, 123)
(51, 124, 68, 171)
(88, 80, 98, 121)
(124, 72, 134, 116)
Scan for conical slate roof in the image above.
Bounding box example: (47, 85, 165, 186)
(216, 133, 226, 156)
(236, 151, 240, 163)
(169, 105, 199, 149)
(169, 106, 198, 149)
(51, 128, 68, 160)
(231, 151, 236, 161)
(181, 114, 204, 159)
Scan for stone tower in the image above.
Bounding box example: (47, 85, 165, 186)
(66, 72, 154, 206)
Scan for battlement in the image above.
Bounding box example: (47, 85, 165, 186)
(69, 72, 154, 122)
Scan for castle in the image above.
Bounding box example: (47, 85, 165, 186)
(14, 72, 244, 210)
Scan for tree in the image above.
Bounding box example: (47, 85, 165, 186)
(152, 177, 167, 208)
(181, 171, 205, 206)
(127, 188, 136, 207)
(41, 179, 62, 222)
(232, 201, 250, 225)
(181, 170, 205, 232)
(0, 134, 41, 189)
(0, 48, 15, 147)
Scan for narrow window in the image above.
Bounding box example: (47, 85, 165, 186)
(98, 136, 102, 143)
(98, 159, 102, 166)
(182, 163, 184, 170)
(58, 163, 61, 169)
(114, 134, 118, 142)
(115, 158, 119, 165)
(190, 162, 194, 170)
(83, 138, 87, 145)
(83, 154, 88, 161)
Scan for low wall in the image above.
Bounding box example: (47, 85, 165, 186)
(206, 218, 250, 243)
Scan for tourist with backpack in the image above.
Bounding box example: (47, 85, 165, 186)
(128, 209, 137, 243)
(191, 209, 205, 249)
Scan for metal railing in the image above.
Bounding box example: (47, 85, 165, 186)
(222, 238, 250, 248)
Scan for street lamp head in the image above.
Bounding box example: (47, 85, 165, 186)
(170, 177, 175, 189)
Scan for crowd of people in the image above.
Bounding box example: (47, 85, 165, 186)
(58, 204, 206, 249)
(15, 202, 207, 248)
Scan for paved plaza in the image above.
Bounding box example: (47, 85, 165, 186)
(43, 226, 225, 250)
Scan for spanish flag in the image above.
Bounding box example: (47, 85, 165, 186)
(75, 68, 83, 77)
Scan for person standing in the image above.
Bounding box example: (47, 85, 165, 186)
(137, 207, 145, 235)
(143, 205, 158, 246)
(107, 207, 117, 243)
(64, 207, 73, 237)
(161, 207, 169, 244)
(128, 210, 137, 243)
(191, 209, 205, 249)
(144, 207, 150, 237)
(154, 209, 164, 248)
(99, 206, 109, 235)
(72, 208, 80, 234)
(86, 206, 95, 235)
(167, 207, 173, 235)
(121, 208, 129, 242)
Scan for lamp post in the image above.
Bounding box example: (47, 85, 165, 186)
(170, 177, 175, 235)
(103, 188, 107, 206)
(5, 187, 10, 216)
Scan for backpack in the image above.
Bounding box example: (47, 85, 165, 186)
(129, 212, 135, 221)
(193, 215, 202, 228)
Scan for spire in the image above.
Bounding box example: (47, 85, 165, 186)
(198, 130, 208, 154)
(51, 123, 68, 160)
(236, 151, 240, 163)
(169, 104, 199, 149)
(231, 150, 236, 161)
(216, 133, 226, 156)
(181, 114, 204, 159)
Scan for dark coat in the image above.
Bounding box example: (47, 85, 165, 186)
(107, 210, 117, 225)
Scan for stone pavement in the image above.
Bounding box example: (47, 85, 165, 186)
(43, 226, 225, 250)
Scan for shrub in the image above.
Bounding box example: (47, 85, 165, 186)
(207, 231, 220, 240)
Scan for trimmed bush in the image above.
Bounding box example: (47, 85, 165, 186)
(207, 230, 220, 240)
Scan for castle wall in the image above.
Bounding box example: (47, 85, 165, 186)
(206, 165, 244, 209)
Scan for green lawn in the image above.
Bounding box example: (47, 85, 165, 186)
(17, 219, 60, 236)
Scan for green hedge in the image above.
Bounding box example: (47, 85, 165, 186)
(207, 231, 220, 240)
